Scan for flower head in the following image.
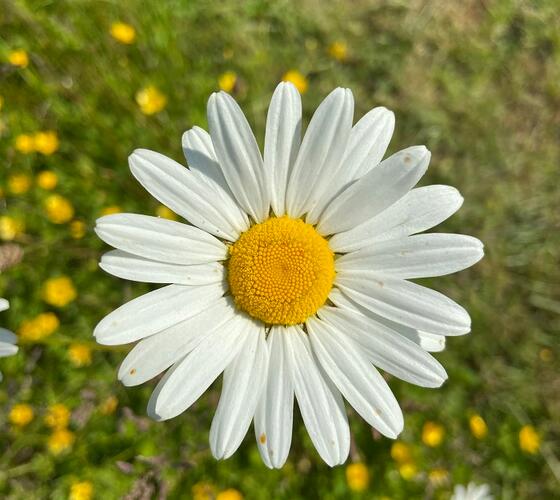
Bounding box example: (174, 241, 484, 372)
(45, 403, 71, 429)
(282, 70, 308, 93)
(451, 482, 493, 500)
(110, 22, 136, 44)
(70, 220, 86, 239)
(14, 134, 35, 154)
(218, 71, 237, 93)
(519, 425, 540, 454)
(68, 343, 92, 367)
(8, 174, 32, 194)
(469, 414, 488, 439)
(42, 276, 77, 307)
(216, 489, 243, 500)
(8, 50, 29, 68)
(136, 86, 167, 115)
(47, 428, 75, 454)
(422, 421, 445, 447)
(345, 462, 370, 492)
(94, 83, 483, 467)
(37, 171, 59, 190)
(0, 216, 25, 241)
(9, 403, 33, 427)
(34, 131, 59, 155)
(44, 194, 74, 224)
(328, 41, 348, 62)
(70, 481, 93, 500)
(19, 312, 59, 341)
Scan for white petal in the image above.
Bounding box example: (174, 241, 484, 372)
(100, 250, 225, 285)
(0, 328, 16, 344)
(335, 275, 471, 335)
(317, 146, 431, 235)
(284, 325, 350, 467)
(147, 314, 251, 421)
(307, 317, 403, 437)
(342, 106, 395, 181)
(182, 127, 250, 232)
(254, 327, 294, 469)
(0, 299, 8, 312)
(0, 340, 18, 357)
(329, 288, 446, 352)
(95, 213, 227, 265)
(210, 323, 269, 459)
(336, 234, 484, 279)
(118, 298, 235, 386)
(207, 92, 268, 222)
(94, 282, 225, 345)
(318, 306, 447, 388)
(285, 88, 354, 220)
(264, 82, 302, 217)
(330, 185, 464, 253)
(129, 149, 242, 241)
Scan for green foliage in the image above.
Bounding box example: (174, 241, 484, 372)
(1, 0, 559, 498)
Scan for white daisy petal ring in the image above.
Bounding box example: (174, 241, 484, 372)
(94, 82, 484, 468)
(0, 298, 18, 382)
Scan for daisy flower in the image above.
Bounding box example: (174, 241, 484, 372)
(0, 298, 18, 381)
(94, 83, 483, 467)
(451, 482, 493, 500)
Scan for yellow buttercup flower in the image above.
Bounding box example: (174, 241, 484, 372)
(110, 22, 136, 44)
(9, 403, 34, 427)
(428, 468, 449, 486)
(422, 421, 445, 447)
(100, 205, 121, 216)
(399, 462, 417, 481)
(345, 462, 370, 492)
(218, 71, 237, 93)
(45, 403, 71, 430)
(8, 49, 29, 68)
(0, 216, 25, 241)
(100, 395, 118, 415)
(44, 194, 75, 224)
(136, 86, 167, 115)
(519, 425, 540, 454)
(47, 428, 75, 454)
(192, 481, 215, 500)
(37, 171, 58, 190)
(68, 343, 92, 367)
(19, 312, 60, 341)
(15, 134, 35, 154)
(216, 489, 243, 500)
(70, 481, 93, 500)
(155, 204, 177, 220)
(34, 131, 59, 155)
(70, 220, 87, 239)
(328, 41, 348, 62)
(469, 414, 488, 440)
(8, 174, 32, 194)
(42, 276, 77, 307)
(390, 441, 412, 464)
(282, 70, 308, 94)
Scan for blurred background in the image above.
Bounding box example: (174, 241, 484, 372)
(0, 0, 559, 498)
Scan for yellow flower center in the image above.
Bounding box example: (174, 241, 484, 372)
(228, 216, 335, 325)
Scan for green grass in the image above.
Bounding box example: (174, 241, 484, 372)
(1, 0, 559, 498)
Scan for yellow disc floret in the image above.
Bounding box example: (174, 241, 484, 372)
(228, 216, 335, 325)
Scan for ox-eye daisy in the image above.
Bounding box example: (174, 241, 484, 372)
(94, 83, 483, 467)
(0, 298, 18, 381)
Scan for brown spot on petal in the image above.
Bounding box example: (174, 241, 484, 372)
(259, 433, 266, 444)
(130, 368, 137, 375)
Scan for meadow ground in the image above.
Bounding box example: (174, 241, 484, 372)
(0, 1, 559, 498)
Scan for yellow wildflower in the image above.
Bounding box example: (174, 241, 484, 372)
(328, 41, 348, 62)
(9, 403, 34, 427)
(45, 403, 71, 430)
(110, 22, 136, 44)
(70, 481, 93, 500)
(136, 86, 167, 115)
(469, 414, 488, 440)
(192, 481, 215, 500)
(100, 395, 118, 415)
(19, 312, 60, 341)
(216, 489, 243, 500)
(100, 205, 121, 216)
(8, 174, 32, 194)
(282, 70, 308, 94)
(345, 462, 370, 492)
(42, 276, 77, 307)
(399, 462, 417, 481)
(519, 425, 540, 454)
(37, 171, 58, 190)
(422, 421, 445, 447)
(0, 216, 24, 241)
(218, 71, 237, 93)
(68, 343, 92, 367)
(48, 428, 75, 454)
(155, 205, 177, 220)
(34, 131, 59, 155)
(8, 49, 29, 68)
(44, 194, 74, 224)
(15, 134, 35, 154)
(428, 468, 449, 487)
(70, 220, 86, 239)
(390, 441, 412, 464)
